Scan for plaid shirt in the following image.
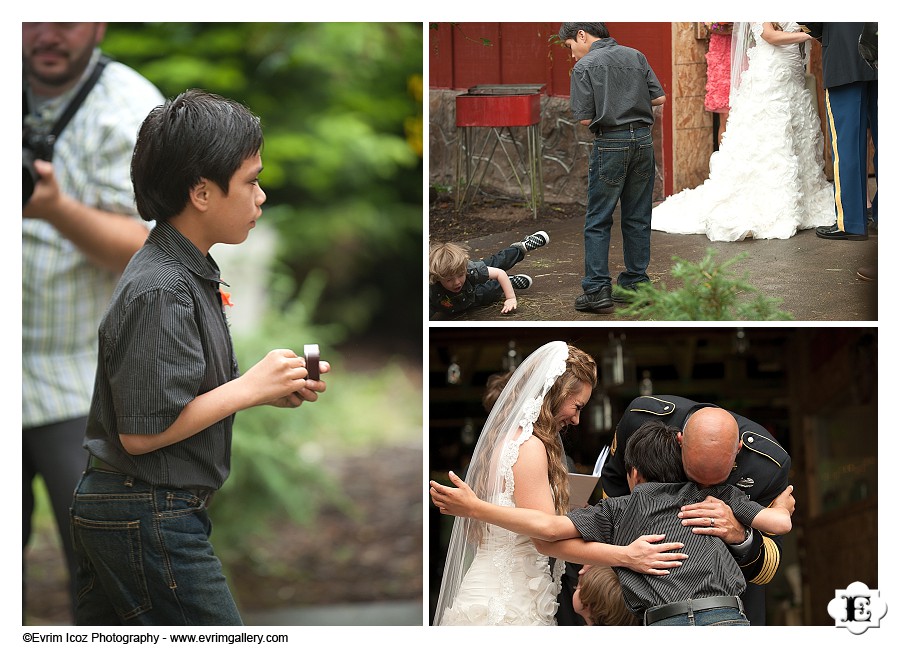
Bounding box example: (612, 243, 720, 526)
(22, 49, 164, 427)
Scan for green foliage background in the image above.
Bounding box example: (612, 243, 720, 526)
(96, 23, 424, 576)
(103, 22, 424, 347)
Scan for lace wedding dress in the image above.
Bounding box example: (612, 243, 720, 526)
(651, 22, 835, 241)
(437, 432, 563, 625)
(433, 341, 568, 626)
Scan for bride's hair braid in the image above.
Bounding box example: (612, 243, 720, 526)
(533, 345, 597, 514)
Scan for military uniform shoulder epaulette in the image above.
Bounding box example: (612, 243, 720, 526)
(628, 396, 677, 416)
(740, 431, 789, 469)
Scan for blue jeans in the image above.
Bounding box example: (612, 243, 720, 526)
(70, 469, 242, 625)
(648, 607, 750, 626)
(475, 245, 525, 305)
(582, 126, 655, 294)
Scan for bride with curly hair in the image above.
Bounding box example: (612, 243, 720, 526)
(432, 341, 686, 625)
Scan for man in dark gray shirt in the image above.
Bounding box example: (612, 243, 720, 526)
(558, 22, 665, 313)
(71, 90, 329, 625)
(431, 420, 794, 625)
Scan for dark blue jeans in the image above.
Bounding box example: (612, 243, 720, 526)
(474, 245, 524, 305)
(70, 469, 242, 625)
(582, 126, 655, 294)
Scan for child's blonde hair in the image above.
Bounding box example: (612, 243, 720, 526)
(578, 566, 640, 626)
(429, 242, 470, 284)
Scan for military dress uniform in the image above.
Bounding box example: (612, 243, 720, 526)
(601, 395, 790, 626)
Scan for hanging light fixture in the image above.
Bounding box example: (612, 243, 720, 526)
(460, 417, 475, 445)
(601, 333, 633, 387)
(446, 355, 461, 385)
(639, 370, 653, 396)
(502, 340, 521, 372)
(589, 392, 613, 432)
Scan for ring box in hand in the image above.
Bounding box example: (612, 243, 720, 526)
(304, 344, 320, 381)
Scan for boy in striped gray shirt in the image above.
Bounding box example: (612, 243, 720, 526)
(431, 419, 794, 625)
(71, 89, 328, 625)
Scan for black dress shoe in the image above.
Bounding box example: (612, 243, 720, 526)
(575, 286, 614, 312)
(815, 224, 868, 241)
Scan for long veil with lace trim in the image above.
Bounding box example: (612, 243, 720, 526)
(432, 341, 569, 626)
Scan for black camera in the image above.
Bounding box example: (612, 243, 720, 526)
(23, 127, 55, 206)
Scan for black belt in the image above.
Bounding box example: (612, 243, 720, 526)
(595, 121, 648, 136)
(644, 595, 744, 625)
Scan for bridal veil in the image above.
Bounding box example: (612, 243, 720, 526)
(432, 340, 570, 625)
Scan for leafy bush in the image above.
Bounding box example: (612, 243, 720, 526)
(613, 249, 794, 321)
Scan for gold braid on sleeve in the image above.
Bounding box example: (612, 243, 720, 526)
(749, 536, 781, 585)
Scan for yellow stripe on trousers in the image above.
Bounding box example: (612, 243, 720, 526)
(825, 89, 844, 230)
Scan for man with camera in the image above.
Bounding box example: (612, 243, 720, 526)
(22, 22, 163, 619)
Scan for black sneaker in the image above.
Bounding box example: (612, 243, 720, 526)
(612, 282, 647, 304)
(515, 230, 550, 252)
(510, 274, 533, 290)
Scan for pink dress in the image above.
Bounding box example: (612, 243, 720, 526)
(705, 32, 732, 113)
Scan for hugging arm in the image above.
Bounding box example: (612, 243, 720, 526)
(681, 458, 792, 585)
(430, 471, 580, 541)
(430, 472, 687, 575)
(749, 485, 793, 535)
(533, 534, 686, 576)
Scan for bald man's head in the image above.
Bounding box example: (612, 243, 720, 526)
(680, 407, 741, 487)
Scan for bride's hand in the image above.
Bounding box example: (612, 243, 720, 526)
(430, 470, 479, 517)
(622, 534, 688, 576)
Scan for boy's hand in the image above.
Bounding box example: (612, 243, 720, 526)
(270, 360, 331, 408)
(430, 470, 480, 517)
(501, 297, 518, 314)
(241, 349, 330, 408)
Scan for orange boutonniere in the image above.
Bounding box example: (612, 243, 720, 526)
(220, 288, 234, 308)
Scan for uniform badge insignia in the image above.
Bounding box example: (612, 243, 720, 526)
(736, 477, 755, 489)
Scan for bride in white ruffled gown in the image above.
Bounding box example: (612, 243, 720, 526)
(651, 22, 835, 241)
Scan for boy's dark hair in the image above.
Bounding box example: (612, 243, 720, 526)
(623, 420, 687, 484)
(131, 88, 263, 223)
(558, 22, 609, 41)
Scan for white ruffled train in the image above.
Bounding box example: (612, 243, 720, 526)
(652, 22, 835, 241)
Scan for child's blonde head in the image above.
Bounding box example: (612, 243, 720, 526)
(429, 242, 470, 284)
(576, 566, 640, 626)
